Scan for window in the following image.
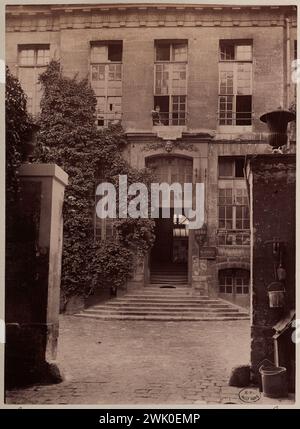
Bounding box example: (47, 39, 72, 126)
(218, 157, 250, 246)
(219, 40, 252, 126)
(219, 269, 249, 295)
(18, 45, 50, 115)
(219, 157, 244, 178)
(90, 41, 123, 127)
(220, 41, 252, 61)
(173, 214, 189, 237)
(153, 41, 188, 126)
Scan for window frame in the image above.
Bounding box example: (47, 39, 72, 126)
(219, 269, 250, 295)
(17, 44, 50, 116)
(218, 40, 253, 128)
(154, 40, 188, 126)
(18, 44, 50, 67)
(219, 40, 253, 62)
(90, 41, 123, 128)
(217, 159, 250, 246)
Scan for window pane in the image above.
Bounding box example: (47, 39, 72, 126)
(236, 95, 252, 125)
(172, 43, 187, 62)
(219, 206, 225, 218)
(36, 49, 50, 66)
(237, 63, 252, 95)
(155, 64, 169, 95)
(219, 220, 225, 229)
(91, 45, 107, 63)
(156, 43, 170, 61)
(108, 43, 122, 62)
(235, 159, 244, 177)
(220, 71, 234, 94)
(220, 42, 235, 60)
(219, 158, 233, 177)
(236, 44, 252, 61)
(219, 95, 233, 125)
(19, 49, 35, 66)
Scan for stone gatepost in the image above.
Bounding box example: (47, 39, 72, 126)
(246, 154, 296, 383)
(5, 164, 68, 387)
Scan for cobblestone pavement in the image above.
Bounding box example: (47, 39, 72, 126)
(5, 316, 294, 406)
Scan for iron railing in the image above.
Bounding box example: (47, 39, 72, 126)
(218, 111, 253, 126)
(152, 111, 187, 126)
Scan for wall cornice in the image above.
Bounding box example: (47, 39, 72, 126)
(6, 4, 297, 32)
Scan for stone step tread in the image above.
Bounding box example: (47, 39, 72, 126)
(92, 304, 237, 309)
(83, 311, 247, 317)
(90, 303, 241, 310)
(114, 298, 221, 302)
(144, 286, 191, 289)
(83, 306, 247, 314)
(75, 314, 250, 321)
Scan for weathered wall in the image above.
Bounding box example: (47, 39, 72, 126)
(6, 5, 297, 133)
(248, 154, 296, 381)
(5, 164, 68, 387)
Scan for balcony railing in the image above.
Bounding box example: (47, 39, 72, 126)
(152, 111, 187, 126)
(217, 230, 250, 246)
(96, 112, 122, 128)
(218, 111, 253, 126)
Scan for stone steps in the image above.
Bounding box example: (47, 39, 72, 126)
(76, 314, 249, 321)
(75, 285, 249, 321)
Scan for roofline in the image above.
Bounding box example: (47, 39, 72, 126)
(5, 3, 297, 13)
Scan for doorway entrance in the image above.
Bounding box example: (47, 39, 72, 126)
(146, 155, 193, 284)
(150, 208, 189, 283)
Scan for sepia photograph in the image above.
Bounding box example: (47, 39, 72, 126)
(1, 0, 299, 410)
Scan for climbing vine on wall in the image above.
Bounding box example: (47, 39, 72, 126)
(33, 61, 155, 300)
(6, 66, 33, 208)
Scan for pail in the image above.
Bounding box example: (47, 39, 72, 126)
(259, 365, 288, 398)
(268, 290, 285, 308)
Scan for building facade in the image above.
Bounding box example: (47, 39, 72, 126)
(6, 3, 297, 308)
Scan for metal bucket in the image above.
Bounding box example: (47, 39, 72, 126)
(268, 290, 285, 308)
(259, 365, 288, 398)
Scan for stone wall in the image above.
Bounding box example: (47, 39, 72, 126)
(247, 154, 296, 382)
(5, 164, 68, 387)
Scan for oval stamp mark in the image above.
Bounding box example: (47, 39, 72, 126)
(239, 388, 261, 403)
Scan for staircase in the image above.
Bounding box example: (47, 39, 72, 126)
(150, 265, 188, 286)
(75, 285, 249, 321)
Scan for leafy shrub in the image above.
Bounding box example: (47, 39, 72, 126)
(33, 61, 154, 299)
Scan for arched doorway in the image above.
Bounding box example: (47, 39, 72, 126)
(146, 155, 193, 282)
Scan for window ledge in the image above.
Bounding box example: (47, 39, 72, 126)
(218, 125, 253, 134)
(154, 126, 187, 139)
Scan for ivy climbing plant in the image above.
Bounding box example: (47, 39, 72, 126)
(33, 61, 155, 302)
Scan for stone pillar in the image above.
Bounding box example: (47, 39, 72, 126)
(5, 164, 68, 387)
(247, 154, 296, 382)
(127, 255, 145, 290)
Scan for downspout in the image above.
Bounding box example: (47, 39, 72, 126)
(285, 17, 291, 148)
(285, 17, 291, 110)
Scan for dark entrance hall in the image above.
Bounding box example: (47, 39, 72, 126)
(150, 209, 189, 284)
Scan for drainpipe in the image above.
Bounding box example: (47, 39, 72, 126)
(285, 17, 291, 110)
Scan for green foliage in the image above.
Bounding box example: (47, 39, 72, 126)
(34, 61, 154, 298)
(6, 66, 33, 206)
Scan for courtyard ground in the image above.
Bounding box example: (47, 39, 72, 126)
(5, 315, 294, 406)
